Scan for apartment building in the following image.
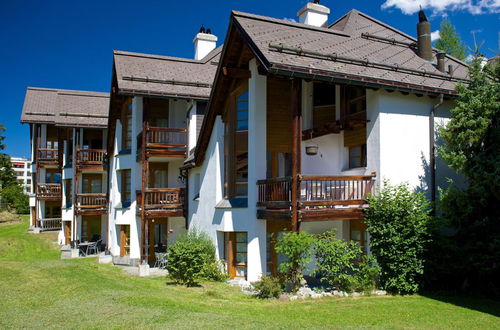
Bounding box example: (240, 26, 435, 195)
(106, 31, 220, 265)
(20, 88, 109, 245)
(11, 157, 32, 193)
(185, 3, 468, 281)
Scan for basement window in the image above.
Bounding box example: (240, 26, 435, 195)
(349, 144, 367, 169)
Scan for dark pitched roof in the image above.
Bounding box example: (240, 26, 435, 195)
(113, 46, 222, 100)
(21, 87, 109, 128)
(192, 10, 470, 167)
(232, 10, 468, 94)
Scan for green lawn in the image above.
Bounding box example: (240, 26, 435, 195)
(0, 216, 499, 329)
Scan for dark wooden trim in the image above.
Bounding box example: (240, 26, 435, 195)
(222, 67, 251, 79)
(291, 78, 302, 232)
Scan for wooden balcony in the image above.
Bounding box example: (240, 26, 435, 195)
(257, 173, 376, 221)
(137, 188, 185, 218)
(36, 183, 62, 200)
(37, 148, 59, 165)
(76, 148, 106, 170)
(35, 218, 62, 231)
(137, 124, 187, 159)
(75, 193, 107, 215)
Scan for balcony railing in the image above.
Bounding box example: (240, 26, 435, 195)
(257, 173, 376, 219)
(137, 187, 185, 217)
(137, 124, 187, 158)
(36, 218, 62, 231)
(75, 193, 107, 214)
(76, 148, 106, 167)
(37, 148, 58, 163)
(36, 183, 62, 199)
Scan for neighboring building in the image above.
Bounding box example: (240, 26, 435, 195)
(11, 157, 32, 193)
(20, 88, 109, 245)
(186, 3, 468, 281)
(105, 30, 220, 265)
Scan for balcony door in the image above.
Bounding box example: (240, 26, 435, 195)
(82, 174, 102, 193)
(224, 232, 248, 279)
(148, 163, 168, 188)
(81, 215, 101, 242)
(145, 98, 169, 128)
(45, 169, 61, 184)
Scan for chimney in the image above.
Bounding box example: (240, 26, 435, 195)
(436, 52, 446, 72)
(193, 27, 217, 60)
(297, 0, 330, 27)
(416, 9, 433, 62)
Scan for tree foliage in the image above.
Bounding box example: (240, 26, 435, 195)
(435, 19, 468, 61)
(434, 58, 500, 295)
(0, 124, 16, 189)
(1, 184, 29, 214)
(364, 181, 432, 294)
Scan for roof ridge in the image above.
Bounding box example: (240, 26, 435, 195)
(231, 10, 350, 37)
(114, 49, 219, 65)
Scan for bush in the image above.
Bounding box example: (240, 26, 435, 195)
(314, 229, 361, 292)
(166, 230, 224, 286)
(202, 259, 229, 282)
(275, 231, 315, 292)
(1, 184, 29, 214)
(314, 230, 380, 293)
(252, 275, 283, 299)
(364, 181, 432, 294)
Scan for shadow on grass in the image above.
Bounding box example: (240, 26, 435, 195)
(422, 292, 500, 317)
(165, 281, 202, 288)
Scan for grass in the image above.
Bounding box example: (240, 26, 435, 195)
(0, 216, 499, 329)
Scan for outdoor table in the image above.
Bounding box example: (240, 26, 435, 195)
(78, 242, 92, 256)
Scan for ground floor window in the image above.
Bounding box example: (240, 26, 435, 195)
(350, 219, 368, 254)
(64, 222, 71, 245)
(224, 232, 247, 279)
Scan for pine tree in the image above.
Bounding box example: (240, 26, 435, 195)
(0, 124, 16, 189)
(435, 19, 468, 61)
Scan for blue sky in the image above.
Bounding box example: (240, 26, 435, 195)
(1, 0, 498, 158)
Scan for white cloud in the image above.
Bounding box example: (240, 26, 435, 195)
(381, 0, 500, 15)
(283, 17, 297, 23)
(431, 30, 441, 41)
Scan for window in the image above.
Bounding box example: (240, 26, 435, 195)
(348, 86, 366, 115)
(224, 232, 248, 279)
(27, 179, 31, 185)
(224, 86, 249, 198)
(121, 103, 132, 151)
(120, 225, 130, 257)
(350, 220, 368, 255)
(313, 83, 335, 129)
(65, 179, 72, 207)
(349, 144, 367, 168)
(82, 174, 102, 193)
(45, 169, 62, 184)
(120, 170, 131, 207)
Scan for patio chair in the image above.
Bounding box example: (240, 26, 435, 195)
(87, 241, 98, 255)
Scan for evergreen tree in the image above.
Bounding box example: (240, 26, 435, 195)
(0, 124, 16, 189)
(435, 19, 468, 61)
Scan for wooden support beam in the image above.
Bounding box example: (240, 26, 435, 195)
(291, 78, 302, 232)
(222, 67, 251, 79)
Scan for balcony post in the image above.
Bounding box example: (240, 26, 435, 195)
(291, 78, 302, 232)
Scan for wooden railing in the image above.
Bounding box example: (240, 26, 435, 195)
(142, 188, 185, 209)
(257, 173, 376, 208)
(36, 218, 62, 231)
(36, 183, 62, 199)
(37, 148, 58, 162)
(75, 193, 107, 211)
(137, 124, 187, 157)
(257, 177, 292, 207)
(76, 148, 106, 167)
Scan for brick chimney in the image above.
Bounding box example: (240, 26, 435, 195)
(193, 27, 217, 60)
(297, 1, 330, 27)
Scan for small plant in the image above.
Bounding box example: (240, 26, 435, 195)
(203, 259, 229, 282)
(353, 256, 380, 294)
(166, 229, 223, 286)
(275, 231, 315, 292)
(252, 275, 282, 299)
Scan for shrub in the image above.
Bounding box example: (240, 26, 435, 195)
(314, 229, 361, 292)
(203, 259, 229, 282)
(275, 231, 315, 292)
(1, 184, 29, 214)
(166, 230, 224, 286)
(0, 210, 20, 223)
(252, 275, 282, 299)
(364, 181, 432, 294)
(313, 230, 380, 293)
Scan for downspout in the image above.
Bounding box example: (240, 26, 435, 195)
(430, 94, 443, 215)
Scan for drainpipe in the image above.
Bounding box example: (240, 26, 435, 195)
(430, 94, 443, 215)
